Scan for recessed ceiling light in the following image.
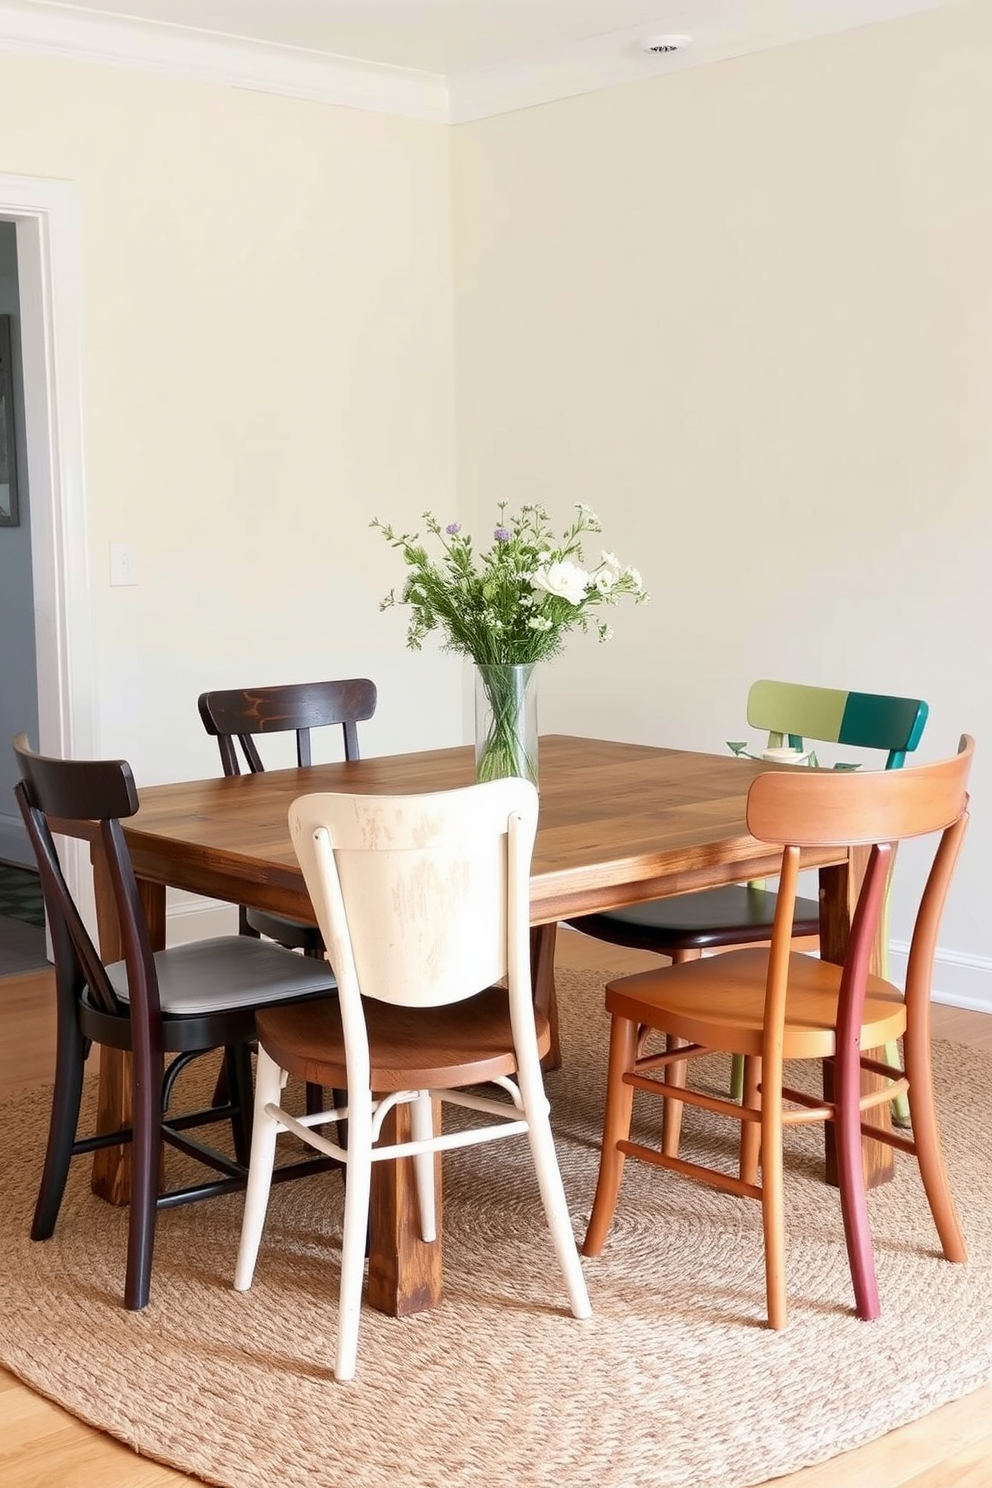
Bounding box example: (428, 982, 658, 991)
(641, 35, 692, 55)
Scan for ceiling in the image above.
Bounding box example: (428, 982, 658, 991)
(0, 0, 969, 120)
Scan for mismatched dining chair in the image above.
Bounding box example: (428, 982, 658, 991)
(197, 678, 377, 956)
(565, 679, 929, 1135)
(582, 736, 974, 1330)
(566, 680, 928, 962)
(233, 778, 591, 1380)
(13, 733, 338, 1311)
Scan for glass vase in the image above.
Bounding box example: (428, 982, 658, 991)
(474, 663, 539, 787)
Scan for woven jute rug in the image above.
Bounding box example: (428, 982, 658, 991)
(2, 967, 992, 1488)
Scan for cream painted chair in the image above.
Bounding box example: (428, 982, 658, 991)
(234, 777, 591, 1380)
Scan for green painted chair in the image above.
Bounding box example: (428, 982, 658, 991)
(566, 680, 929, 1123)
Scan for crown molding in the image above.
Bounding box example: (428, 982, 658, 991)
(0, 2, 450, 122)
(0, 0, 972, 125)
(447, 0, 971, 122)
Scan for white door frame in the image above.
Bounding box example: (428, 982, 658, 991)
(1, 173, 95, 899)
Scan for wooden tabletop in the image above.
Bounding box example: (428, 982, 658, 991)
(114, 735, 844, 926)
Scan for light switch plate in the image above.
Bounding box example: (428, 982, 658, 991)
(109, 542, 138, 586)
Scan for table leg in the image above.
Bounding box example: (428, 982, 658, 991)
(365, 922, 558, 1315)
(368, 1099, 443, 1316)
(91, 858, 167, 1203)
(819, 854, 895, 1189)
(531, 923, 560, 1070)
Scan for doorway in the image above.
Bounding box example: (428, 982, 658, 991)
(0, 173, 96, 926)
(0, 220, 39, 868)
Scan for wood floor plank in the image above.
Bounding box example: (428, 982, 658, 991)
(0, 969, 58, 1090)
(767, 1386, 992, 1486)
(0, 1369, 189, 1487)
(902, 1434, 992, 1488)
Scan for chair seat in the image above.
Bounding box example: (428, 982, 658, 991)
(244, 907, 324, 955)
(255, 984, 551, 1092)
(607, 948, 907, 1060)
(107, 936, 336, 1016)
(567, 885, 822, 953)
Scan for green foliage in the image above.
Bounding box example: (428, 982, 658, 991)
(371, 503, 648, 666)
(726, 741, 860, 771)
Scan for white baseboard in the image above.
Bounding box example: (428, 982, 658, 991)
(165, 893, 238, 944)
(888, 942, 992, 1016)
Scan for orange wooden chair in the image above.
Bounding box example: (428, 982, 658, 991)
(582, 736, 974, 1329)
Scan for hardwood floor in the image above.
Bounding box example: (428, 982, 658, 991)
(2, 937, 991, 1488)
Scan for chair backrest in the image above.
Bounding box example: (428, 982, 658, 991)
(198, 678, 378, 776)
(11, 733, 154, 1021)
(747, 680, 928, 769)
(289, 778, 538, 1013)
(746, 735, 974, 1046)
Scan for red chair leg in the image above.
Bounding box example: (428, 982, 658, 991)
(834, 1047, 881, 1322)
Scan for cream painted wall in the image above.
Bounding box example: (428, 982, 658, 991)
(2, 6, 990, 994)
(452, 1, 992, 1004)
(0, 51, 460, 791)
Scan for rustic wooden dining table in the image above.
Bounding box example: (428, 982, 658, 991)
(78, 734, 889, 1316)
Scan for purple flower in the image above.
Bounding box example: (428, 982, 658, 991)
(494, 527, 511, 542)
(445, 522, 461, 535)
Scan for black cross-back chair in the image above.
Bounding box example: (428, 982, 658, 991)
(197, 678, 377, 955)
(13, 733, 337, 1311)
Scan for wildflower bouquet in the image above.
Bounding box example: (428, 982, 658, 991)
(372, 502, 645, 665)
(372, 502, 647, 783)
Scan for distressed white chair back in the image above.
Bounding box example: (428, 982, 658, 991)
(289, 777, 537, 1012)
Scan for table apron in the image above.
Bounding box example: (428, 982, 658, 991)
(127, 846, 846, 930)
(529, 847, 844, 925)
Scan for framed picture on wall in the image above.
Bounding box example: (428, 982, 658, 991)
(0, 313, 19, 527)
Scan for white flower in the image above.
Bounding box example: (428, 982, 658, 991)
(532, 559, 590, 606)
(593, 569, 616, 596)
(600, 550, 621, 572)
(623, 565, 644, 593)
(527, 615, 554, 632)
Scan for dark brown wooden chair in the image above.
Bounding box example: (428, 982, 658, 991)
(12, 733, 338, 1311)
(197, 678, 377, 956)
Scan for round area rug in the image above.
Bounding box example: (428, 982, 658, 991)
(1, 968, 992, 1488)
